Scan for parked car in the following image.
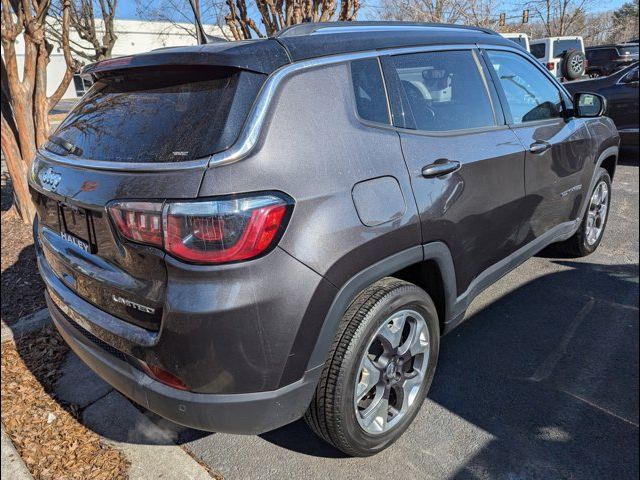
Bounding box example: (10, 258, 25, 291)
(30, 21, 620, 457)
(530, 36, 587, 81)
(585, 43, 639, 78)
(565, 62, 639, 149)
(501, 32, 530, 52)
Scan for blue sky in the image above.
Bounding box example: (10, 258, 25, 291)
(116, 0, 628, 22)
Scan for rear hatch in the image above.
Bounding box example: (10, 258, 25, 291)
(31, 63, 266, 331)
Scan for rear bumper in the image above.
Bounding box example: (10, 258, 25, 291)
(47, 294, 321, 434)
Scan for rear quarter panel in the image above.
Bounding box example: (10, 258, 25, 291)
(199, 63, 421, 287)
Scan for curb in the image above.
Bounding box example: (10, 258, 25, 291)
(1, 425, 34, 480)
(2, 308, 217, 479)
(1, 308, 50, 344)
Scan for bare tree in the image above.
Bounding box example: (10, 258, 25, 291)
(1, 0, 80, 222)
(48, 0, 118, 62)
(135, 0, 227, 40)
(524, 0, 596, 36)
(224, 0, 361, 39)
(379, 0, 464, 23)
(136, 0, 360, 41)
(459, 0, 498, 28)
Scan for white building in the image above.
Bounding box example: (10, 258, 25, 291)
(13, 18, 224, 99)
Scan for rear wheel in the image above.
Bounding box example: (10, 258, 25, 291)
(553, 168, 611, 257)
(304, 278, 439, 456)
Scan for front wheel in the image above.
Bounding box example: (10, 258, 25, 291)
(304, 278, 440, 456)
(553, 168, 611, 257)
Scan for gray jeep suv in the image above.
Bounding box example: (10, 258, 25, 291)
(30, 22, 619, 456)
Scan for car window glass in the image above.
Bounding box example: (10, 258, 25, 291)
(49, 67, 251, 163)
(351, 58, 390, 124)
(487, 50, 564, 124)
(552, 39, 582, 57)
(620, 45, 639, 55)
(530, 43, 546, 59)
(389, 50, 496, 131)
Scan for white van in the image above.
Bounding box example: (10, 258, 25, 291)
(529, 36, 586, 81)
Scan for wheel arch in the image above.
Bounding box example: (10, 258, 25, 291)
(306, 243, 457, 371)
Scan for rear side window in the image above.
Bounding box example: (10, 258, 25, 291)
(530, 43, 546, 59)
(351, 59, 390, 124)
(487, 50, 564, 124)
(48, 67, 262, 163)
(389, 50, 496, 132)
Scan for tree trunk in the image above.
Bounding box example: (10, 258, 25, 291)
(1, 0, 78, 224)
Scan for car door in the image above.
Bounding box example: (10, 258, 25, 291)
(381, 48, 528, 294)
(482, 48, 595, 243)
(605, 66, 639, 133)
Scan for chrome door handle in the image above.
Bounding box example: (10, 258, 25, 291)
(421, 160, 461, 178)
(529, 141, 552, 154)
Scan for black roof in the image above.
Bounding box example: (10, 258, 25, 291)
(83, 21, 514, 77)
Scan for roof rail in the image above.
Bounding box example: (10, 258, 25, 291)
(276, 21, 499, 38)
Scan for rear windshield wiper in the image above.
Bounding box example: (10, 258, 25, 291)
(47, 135, 83, 157)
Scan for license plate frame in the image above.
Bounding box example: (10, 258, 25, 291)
(58, 203, 95, 253)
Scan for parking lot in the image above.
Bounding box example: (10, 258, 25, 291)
(176, 159, 638, 479)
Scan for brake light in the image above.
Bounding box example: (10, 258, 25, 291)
(108, 202, 163, 247)
(546, 62, 555, 71)
(108, 194, 292, 265)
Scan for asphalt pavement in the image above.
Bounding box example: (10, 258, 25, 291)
(181, 159, 639, 480)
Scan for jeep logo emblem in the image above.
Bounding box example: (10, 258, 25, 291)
(39, 167, 62, 192)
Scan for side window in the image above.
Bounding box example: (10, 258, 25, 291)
(388, 50, 496, 132)
(530, 43, 545, 59)
(487, 50, 564, 124)
(351, 58, 390, 125)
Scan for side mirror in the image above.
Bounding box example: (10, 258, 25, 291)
(573, 92, 606, 118)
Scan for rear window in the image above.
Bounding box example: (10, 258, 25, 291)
(552, 39, 582, 57)
(587, 49, 615, 62)
(48, 67, 262, 163)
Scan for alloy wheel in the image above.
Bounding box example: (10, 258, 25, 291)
(585, 180, 609, 246)
(354, 309, 430, 435)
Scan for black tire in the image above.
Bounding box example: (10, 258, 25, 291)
(552, 168, 612, 257)
(304, 277, 440, 457)
(562, 49, 586, 80)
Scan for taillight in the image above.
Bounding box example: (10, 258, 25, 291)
(546, 62, 555, 71)
(108, 202, 163, 247)
(108, 194, 293, 265)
